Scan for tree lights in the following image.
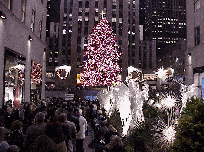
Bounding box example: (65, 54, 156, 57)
(80, 18, 122, 87)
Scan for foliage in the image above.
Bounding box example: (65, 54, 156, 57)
(108, 109, 123, 136)
(173, 97, 204, 152)
(125, 102, 170, 152)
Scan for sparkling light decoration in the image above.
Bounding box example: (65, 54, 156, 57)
(80, 18, 122, 87)
(127, 66, 142, 81)
(31, 61, 42, 84)
(98, 70, 201, 146)
(162, 125, 176, 144)
(98, 78, 146, 136)
(155, 67, 168, 80)
(9, 65, 25, 85)
(153, 118, 176, 148)
(180, 83, 201, 112)
(55, 65, 71, 80)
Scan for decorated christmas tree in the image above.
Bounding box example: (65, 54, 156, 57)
(80, 16, 122, 87)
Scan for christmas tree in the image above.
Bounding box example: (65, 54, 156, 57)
(80, 17, 122, 87)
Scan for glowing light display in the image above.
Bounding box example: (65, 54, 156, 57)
(97, 69, 201, 145)
(80, 18, 122, 87)
(31, 61, 42, 84)
(55, 65, 71, 80)
(9, 65, 25, 85)
(98, 79, 146, 136)
(162, 125, 176, 144)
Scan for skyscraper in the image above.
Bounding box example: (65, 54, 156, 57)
(141, 0, 186, 68)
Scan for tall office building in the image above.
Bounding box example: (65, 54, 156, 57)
(46, 0, 145, 89)
(141, 0, 186, 68)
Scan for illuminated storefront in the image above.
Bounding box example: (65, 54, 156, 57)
(4, 48, 26, 107)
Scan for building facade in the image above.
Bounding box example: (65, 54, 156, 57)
(186, 0, 204, 96)
(0, 0, 47, 107)
(141, 0, 186, 68)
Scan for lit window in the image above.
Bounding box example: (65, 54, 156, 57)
(63, 29, 67, 34)
(112, 18, 116, 22)
(78, 16, 82, 21)
(85, 17, 89, 21)
(49, 58, 52, 62)
(95, 17, 99, 21)
(119, 18, 123, 23)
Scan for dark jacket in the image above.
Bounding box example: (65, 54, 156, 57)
(24, 123, 46, 151)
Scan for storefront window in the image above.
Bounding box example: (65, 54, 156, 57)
(4, 48, 26, 107)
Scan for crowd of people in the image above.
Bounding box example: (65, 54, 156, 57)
(0, 97, 126, 152)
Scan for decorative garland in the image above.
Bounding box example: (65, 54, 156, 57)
(31, 61, 42, 84)
(56, 69, 69, 80)
(8, 67, 25, 85)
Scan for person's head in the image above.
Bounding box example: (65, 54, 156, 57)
(11, 120, 23, 131)
(7, 145, 20, 152)
(100, 116, 107, 126)
(57, 113, 67, 123)
(73, 108, 79, 116)
(66, 107, 73, 114)
(78, 109, 83, 116)
(45, 122, 64, 144)
(0, 127, 6, 141)
(30, 103, 37, 112)
(35, 112, 45, 123)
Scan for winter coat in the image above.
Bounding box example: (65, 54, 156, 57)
(76, 116, 87, 140)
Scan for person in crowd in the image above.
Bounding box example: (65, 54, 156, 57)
(75, 109, 87, 152)
(33, 120, 67, 152)
(105, 135, 126, 152)
(104, 125, 118, 145)
(7, 120, 24, 152)
(94, 117, 108, 152)
(58, 113, 77, 152)
(67, 107, 78, 152)
(24, 112, 46, 152)
(4, 106, 13, 129)
(18, 104, 25, 122)
(0, 127, 10, 152)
